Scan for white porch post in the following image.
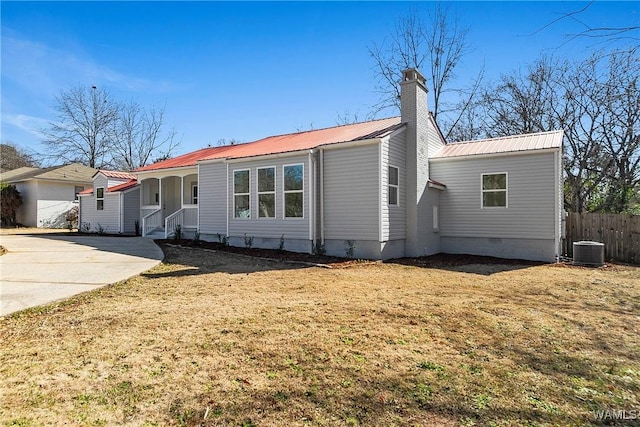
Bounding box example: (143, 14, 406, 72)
(180, 176, 184, 209)
(159, 178, 163, 216)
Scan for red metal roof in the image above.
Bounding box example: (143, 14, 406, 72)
(108, 179, 138, 192)
(78, 179, 138, 195)
(432, 130, 563, 159)
(95, 170, 137, 180)
(135, 117, 402, 172)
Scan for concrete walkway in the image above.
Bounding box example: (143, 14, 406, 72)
(0, 233, 164, 316)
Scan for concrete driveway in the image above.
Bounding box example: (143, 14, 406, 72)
(0, 233, 164, 316)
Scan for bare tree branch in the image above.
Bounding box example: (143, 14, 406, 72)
(41, 86, 180, 171)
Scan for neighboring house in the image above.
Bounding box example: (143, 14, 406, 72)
(80, 69, 564, 262)
(0, 163, 96, 228)
(78, 171, 139, 234)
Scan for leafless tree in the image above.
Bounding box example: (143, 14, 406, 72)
(472, 49, 639, 213)
(41, 85, 179, 170)
(0, 142, 40, 170)
(532, 1, 639, 46)
(368, 5, 482, 139)
(111, 101, 179, 171)
(41, 86, 119, 168)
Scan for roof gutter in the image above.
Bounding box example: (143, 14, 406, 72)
(135, 165, 198, 176)
(430, 147, 561, 162)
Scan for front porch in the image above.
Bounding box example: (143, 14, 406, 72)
(139, 171, 199, 238)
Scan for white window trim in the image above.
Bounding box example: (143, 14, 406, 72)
(233, 169, 251, 219)
(257, 166, 276, 219)
(481, 172, 508, 209)
(388, 165, 399, 206)
(283, 163, 304, 219)
(96, 187, 104, 210)
(191, 183, 198, 205)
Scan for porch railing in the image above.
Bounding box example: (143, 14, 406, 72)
(142, 208, 162, 236)
(164, 206, 198, 238)
(165, 209, 184, 238)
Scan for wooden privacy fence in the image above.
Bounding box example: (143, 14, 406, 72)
(563, 212, 640, 264)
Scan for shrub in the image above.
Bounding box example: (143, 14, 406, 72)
(0, 182, 22, 226)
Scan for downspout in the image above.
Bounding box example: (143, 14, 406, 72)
(319, 148, 325, 244)
(555, 148, 561, 262)
(196, 163, 200, 231)
(226, 162, 229, 238)
(119, 192, 124, 233)
(78, 196, 82, 232)
(308, 150, 314, 243)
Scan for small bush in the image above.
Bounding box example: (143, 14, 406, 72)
(345, 240, 356, 258)
(313, 241, 326, 256)
(65, 206, 78, 230)
(244, 233, 253, 248)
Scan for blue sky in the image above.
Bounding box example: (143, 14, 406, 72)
(2, 1, 638, 160)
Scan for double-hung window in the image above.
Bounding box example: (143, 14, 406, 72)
(388, 166, 399, 205)
(481, 173, 507, 208)
(96, 187, 104, 210)
(283, 164, 303, 218)
(234, 169, 250, 218)
(258, 167, 275, 218)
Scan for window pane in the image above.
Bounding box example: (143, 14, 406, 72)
(258, 194, 275, 218)
(234, 170, 249, 193)
(235, 195, 250, 218)
(388, 186, 398, 205)
(284, 165, 303, 191)
(96, 188, 104, 198)
(285, 192, 303, 217)
(389, 166, 399, 186)
(483, 191, 506, 207)
(258, 167, 275, 192)
(483, 174, 506, 190)
(97, 200, 104, 211)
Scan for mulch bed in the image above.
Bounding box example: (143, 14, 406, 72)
(157, 238, 545, 269)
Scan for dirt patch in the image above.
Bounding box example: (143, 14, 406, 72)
(1, 244, 638, 426)
(160, 238, 546, 271)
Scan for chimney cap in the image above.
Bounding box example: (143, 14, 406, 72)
(402, 69, 427, 85)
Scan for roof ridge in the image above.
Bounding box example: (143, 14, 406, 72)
(246, 116, 400, 141)
(452, 129, 563, 145)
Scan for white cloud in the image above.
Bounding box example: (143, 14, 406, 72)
(1, 29, 180, 99)
(2, 114, 49, 138)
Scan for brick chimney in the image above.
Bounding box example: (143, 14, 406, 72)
(400, 68, 430, 257)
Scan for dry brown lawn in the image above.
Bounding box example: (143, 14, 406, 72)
(1, 245, 639, 426)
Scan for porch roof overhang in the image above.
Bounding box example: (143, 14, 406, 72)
(135, 166, 198, 180)
(428, 179, 447, 190)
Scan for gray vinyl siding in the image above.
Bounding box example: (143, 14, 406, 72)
(198, 162, 227, 235)
(79, 192, 121, 233)
(122, 187, 140, 234)
(381, 132, 406, 241)
(430, 151, 558, 239)
(323, 144, 380, 241)
(427, 116, 446, 157)
(227, 155, 310, 239)
(93, 175, 108, 192)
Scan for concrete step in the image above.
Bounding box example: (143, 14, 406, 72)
(145, 228, 166, 239)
